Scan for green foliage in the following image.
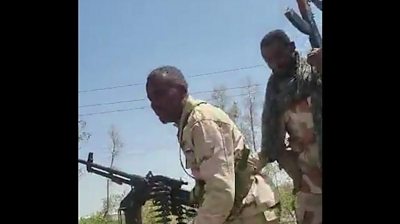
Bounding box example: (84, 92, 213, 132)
(80, 199, 178, 224)
(259, 162, 296, 223)
(278, 184, 296, 222)
(79, 212, 119, 224)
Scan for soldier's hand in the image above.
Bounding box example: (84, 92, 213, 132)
(307, 48, 322, 72)
(250, 151, 268, 172)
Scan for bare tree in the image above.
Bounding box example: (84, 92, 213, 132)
(79, 120, 91, 149)
(227, 101, 240, 123)
(78, 120, 91, 176)
(210, 85, 241, 122)
(239, 78, 260, 152)
(101, 193, 125, 218)
(104, 125, 124, 218)
(210, 85, 228, 111)
(209, 81, 260, 151)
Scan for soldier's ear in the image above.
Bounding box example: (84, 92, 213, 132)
(176, 85, 187, 96)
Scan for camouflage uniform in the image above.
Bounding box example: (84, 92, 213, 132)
(178, 96, 280, 224)
(283, 97, 322, 224)
(261, 52, 322, 224)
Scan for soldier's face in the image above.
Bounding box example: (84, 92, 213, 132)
(261, 42, 294, 74)
(146, 78, 185, 124)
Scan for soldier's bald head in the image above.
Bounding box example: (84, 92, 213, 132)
(146, 66, 188, 91)
(146, 66, 188, 124)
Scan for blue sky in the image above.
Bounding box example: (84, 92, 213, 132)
(78, 0, 322, 218)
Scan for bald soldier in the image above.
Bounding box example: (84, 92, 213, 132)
(146, 66, 280, 224)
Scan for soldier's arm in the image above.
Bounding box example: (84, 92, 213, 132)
(259, 94, 270, 167)
(191, 120, 235, 224)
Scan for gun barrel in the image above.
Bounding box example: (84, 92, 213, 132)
(79, 153, 188, 195)
(78, 158, 147, 186)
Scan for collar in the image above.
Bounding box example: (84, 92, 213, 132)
(176, 95, 205, 131)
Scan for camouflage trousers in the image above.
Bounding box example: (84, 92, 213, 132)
(295, 192, 322, 224)
(190, 211, 279, 224)
(226, 213, 279, 224)
(225, 203, 279, 224)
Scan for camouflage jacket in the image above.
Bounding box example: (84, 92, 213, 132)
(260, 52, 322, 192)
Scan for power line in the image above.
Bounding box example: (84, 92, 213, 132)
(186, 65, 264, 78)
(79, 106, 146, 117)
(78, 64, 265, 94)
(79, 98, 146, 108)
(79, 92, 259, 117)
(190, 84, 261, 95)
(79, 84, 261, 108)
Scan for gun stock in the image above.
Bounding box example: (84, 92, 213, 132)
(285, 9, 312, 35)
(284, 0, 322, 48)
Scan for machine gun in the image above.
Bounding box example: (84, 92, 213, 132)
(284, 0, 322, 48)
(79, 152, 197, 224)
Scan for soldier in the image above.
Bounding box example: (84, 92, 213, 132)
(146, 66, 280, 224)
(259, 30, 322, 224)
